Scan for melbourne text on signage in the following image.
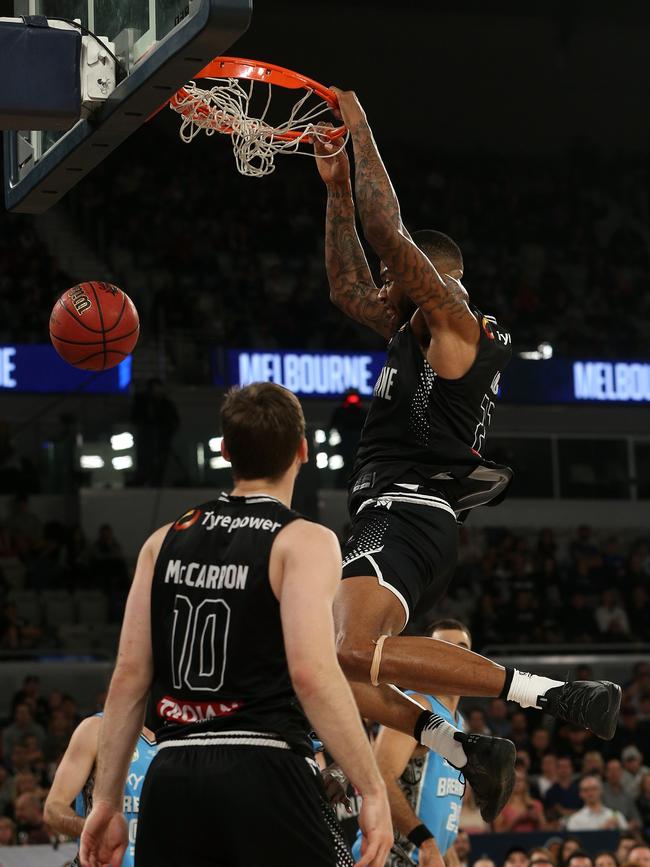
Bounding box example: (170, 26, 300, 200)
(237, 351, 376, 396)
(573, 361, 650, 402)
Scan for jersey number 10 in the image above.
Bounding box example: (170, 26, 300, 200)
(171, 595, 231, 692)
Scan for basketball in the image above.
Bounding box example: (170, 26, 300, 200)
(49, 282, 140, 371)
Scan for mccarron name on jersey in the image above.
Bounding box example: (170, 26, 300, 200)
(163, 559, 249, 590)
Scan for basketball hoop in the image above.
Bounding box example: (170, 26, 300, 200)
(168, 57, 348, 177)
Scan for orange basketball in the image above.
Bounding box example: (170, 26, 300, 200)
(49, 282, 140, 370)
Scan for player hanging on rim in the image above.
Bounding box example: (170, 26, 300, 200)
(313, 89, 622, 825)
(79, 383, 392, 867)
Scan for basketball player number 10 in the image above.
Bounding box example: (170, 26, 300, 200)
(171, 595, 231, 692)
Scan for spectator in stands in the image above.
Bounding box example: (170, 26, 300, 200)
(543, 837, 564, 866)
(493, 769, 547, 833)
(535, 753, 558, 798)
(466, 707, 491, 735)
(559, 838, 583, 867)
(596, 589, 631, 638)
(0, 816, 16, 846)
(529, 728, 553, 774)
(7, 744, 31, 776)
(1, 703, 45, 756)
(0, 764, 14, 816)
(582, 750, 606, 777)
(622, 746, 650, 797)
(5, 494, 42, 554)
(14, 771, 40, 798)
(627, 585, 650, 642)
(603, 759, 641, 827)
(14, 792, 50, 844)
(504, 845, 530, 867)
(566, 853, 594, 867)
(627, 847, 650, 867)
(451, 829, 470, 867)
(529, 847, 555, 867)
(636, 771, 650, 832)
(11, 675, 48, 726)
(545, 756, 582, 819)
(43, 710, 73, 763)
(473, 860, 496, 867)
(615, 834, 639, 865)
(0, 601, 42, 650)
(60, 694, 81, 729)
(485, 698, 512, 738)
(509, 711, 531, 751)
(567, 775, 627, 831)
(561, 727, 594, 771)
(610, 706, 643, 759)
(594, 853, 619, 867)
(563, 592, 599, 643)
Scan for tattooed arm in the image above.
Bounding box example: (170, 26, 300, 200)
(332, 89, 478, 343)
(315, 138, 394, 339)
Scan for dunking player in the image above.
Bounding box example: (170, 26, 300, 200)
(80, 382, 392, 867)
(313, 89, 621, 822)
(44, 715, 156, 867)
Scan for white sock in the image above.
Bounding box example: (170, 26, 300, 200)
(507, 669, 563, 709)
(418, 714, 467, 768)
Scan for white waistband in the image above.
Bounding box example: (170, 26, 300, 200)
(357, 491, 456, 518)
(158, 730, 291, 750)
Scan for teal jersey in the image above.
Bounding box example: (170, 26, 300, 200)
(75, 721, 157, 867)
(353, 697, 464, 865)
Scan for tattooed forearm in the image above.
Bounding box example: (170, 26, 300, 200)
(348, 121, 401, 235)
(324, 182, 392, 336)
(348, 121, 469, 321)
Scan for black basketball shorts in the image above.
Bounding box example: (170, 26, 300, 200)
(135, 734, 348, 867)
(341, 486, 459, 627)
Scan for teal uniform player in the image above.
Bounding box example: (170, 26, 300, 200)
(75, 728, 157, 866)
(352, 696, 464, 865)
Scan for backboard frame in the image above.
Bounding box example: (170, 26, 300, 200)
(3, 0, 251, 213)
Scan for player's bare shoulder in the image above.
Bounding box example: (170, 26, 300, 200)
(274, 519, 341, 559)
(143, 523, 173, 559)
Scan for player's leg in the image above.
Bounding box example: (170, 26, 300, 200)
(337, 503, 621, 743)
(333, 575, 517, 822)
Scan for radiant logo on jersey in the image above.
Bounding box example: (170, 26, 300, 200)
(157, 696, 242, 723)
(173, 509, 202, 531)
(490, 372, 501, 396)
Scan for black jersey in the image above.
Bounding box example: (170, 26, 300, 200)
(350, 311, 512, 510)
(149, 493, 310, 751)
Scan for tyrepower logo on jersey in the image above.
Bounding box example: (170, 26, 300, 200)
(157, 696, 242, 723)
(173, 509, 202, 531)
(201, 510, 281, 534)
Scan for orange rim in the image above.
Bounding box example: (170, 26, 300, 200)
(165, 56, 347, 142)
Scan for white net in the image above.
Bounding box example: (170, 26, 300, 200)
(170, 76, 348, 178)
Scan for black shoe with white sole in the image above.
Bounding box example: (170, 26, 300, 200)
(452, 731, 516, 823)
(538, 680, 621, 741)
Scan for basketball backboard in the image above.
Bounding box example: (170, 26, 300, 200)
(3, 0, 251, 213)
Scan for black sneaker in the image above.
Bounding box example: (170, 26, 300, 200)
(538, 680, 621, 740)
(452, 732, 516, 823)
